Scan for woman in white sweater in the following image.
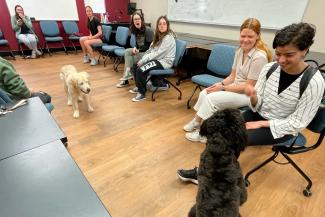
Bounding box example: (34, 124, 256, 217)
(130, 15, 176, 102)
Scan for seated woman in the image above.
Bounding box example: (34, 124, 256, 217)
(79, 6, 102, 66)
(177, 22, 325, 185)
(116, 12, 154, 88)
(11, 5, 42, 58)
(184, 18, 272, 143)
(244, 22, 324, 145)
(129, 15, 176, 102)
(0, 56, 52, 108)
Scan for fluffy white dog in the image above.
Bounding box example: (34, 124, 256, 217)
(60, 65, 94, 118)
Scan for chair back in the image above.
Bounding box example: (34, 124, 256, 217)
(307, 108, 325, 133)
(130, 34, 136, 48)
(115, 26, 129, 46)
(40, 20, 60, 37)
(173, 39, 187, 68)
(102, 25, 112, 43)
(62, 21, 79, 35)
(207, 44, 236, 77)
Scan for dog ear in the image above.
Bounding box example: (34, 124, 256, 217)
(70, 74, 79, 87)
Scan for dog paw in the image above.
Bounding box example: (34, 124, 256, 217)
(88, 106, 94, 112)
(67, 101, 72, 106)
(73, 111, 80, 118)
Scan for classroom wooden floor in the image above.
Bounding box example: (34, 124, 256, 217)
(9, 52, 325, 217)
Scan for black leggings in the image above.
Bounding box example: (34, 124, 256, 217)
(135, 60, 164, 95)
(243, 110, 294, 146)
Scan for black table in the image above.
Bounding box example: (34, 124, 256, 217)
(0, 140, 111, 217)
(0, 97, 66, 161)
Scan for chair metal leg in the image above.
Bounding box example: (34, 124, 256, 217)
(187, 85, 201, 109)
(244, 151, 279, 186)
(151, 86, 159, 101)
(280, 152, 312, 196)
(45, 42, 52, 56)
(166, 79, 182, 100)
(70, 40, 77, 54)
(114, 57, 123, 72)
(61, 42, 68, 54)
(19, 44, 26, 59)
(7, 45, 16, 60)
(103, 54, 109, 67)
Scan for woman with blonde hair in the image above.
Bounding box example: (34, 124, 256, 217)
(183, 17, 272, 144)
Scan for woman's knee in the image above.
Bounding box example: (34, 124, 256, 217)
(79, 37, 87, 44)
(124, 48, 133, 57)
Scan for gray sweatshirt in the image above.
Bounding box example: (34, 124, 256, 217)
(140, 33, 176, 69)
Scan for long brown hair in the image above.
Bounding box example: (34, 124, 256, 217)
(130, 11, 145, 35)
(151, 15, 175, 47)
(14, 5, 24, 19)
(240, 18, 273, 62)
(85, 6, 93, 29)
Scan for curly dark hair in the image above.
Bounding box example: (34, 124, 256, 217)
(272, 22, 316, 51)
(130, 11, 145, 35)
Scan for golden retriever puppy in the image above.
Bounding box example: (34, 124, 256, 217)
(60, 65, 94, 118)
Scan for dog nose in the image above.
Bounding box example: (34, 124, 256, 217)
(86, 88, 90, 93)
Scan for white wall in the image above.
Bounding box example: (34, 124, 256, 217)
(132, 0, 325, 53)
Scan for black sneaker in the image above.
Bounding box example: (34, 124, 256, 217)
(177, 167, 198, 184)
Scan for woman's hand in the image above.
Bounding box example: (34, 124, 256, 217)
(132, 47, 139, 54)
(245, 84, 258, 106)
(137, 60, 143, 67)
(206, 83, 223, 94)
(17, 19, 23, 26)
(245, 120, 269, 129)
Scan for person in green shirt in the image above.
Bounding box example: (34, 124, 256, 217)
(0, 57, 31, 100)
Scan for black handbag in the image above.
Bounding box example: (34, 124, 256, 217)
(31, 91, 51, 104)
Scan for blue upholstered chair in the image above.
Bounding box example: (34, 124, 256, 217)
(62, 21, 80, 54)
(40, 20, 67, 56)
(186, 43, 236, 109)
(0, 27, 15, 60)
(244, 64, 325, 197)
(113, 34, 136, 72)
(244, 107, 325, 197)
(147, 39, 187, 101)
(92, 25, 112, 64)
(0, 89, 53, 113)
(101, 26, 129, 67)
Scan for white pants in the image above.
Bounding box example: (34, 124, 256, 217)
(194, 89, 249, 120)
(17, 34, 38, 50)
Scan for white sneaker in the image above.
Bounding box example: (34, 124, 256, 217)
(183, 118, 200, 132)
(132, 93, 146, 102)
(90, 58, 97, 66)
(83, 55, 90, 63)
(35, 49, 42, 56)
(185, 131, 207, 143)
(31, 50, 36, 59)
(129, 87, 138, 94)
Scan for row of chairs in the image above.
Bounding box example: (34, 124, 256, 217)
(0, 21, 84, 58)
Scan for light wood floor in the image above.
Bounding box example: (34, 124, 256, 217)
(9, 52, 325, 217)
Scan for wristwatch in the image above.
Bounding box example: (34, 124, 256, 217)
(221, 81, 225, 91)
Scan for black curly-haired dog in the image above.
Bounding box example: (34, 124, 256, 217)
(189, 108, 248, 217)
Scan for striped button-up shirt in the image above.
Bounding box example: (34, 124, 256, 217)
(249, 62, 325, 139)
